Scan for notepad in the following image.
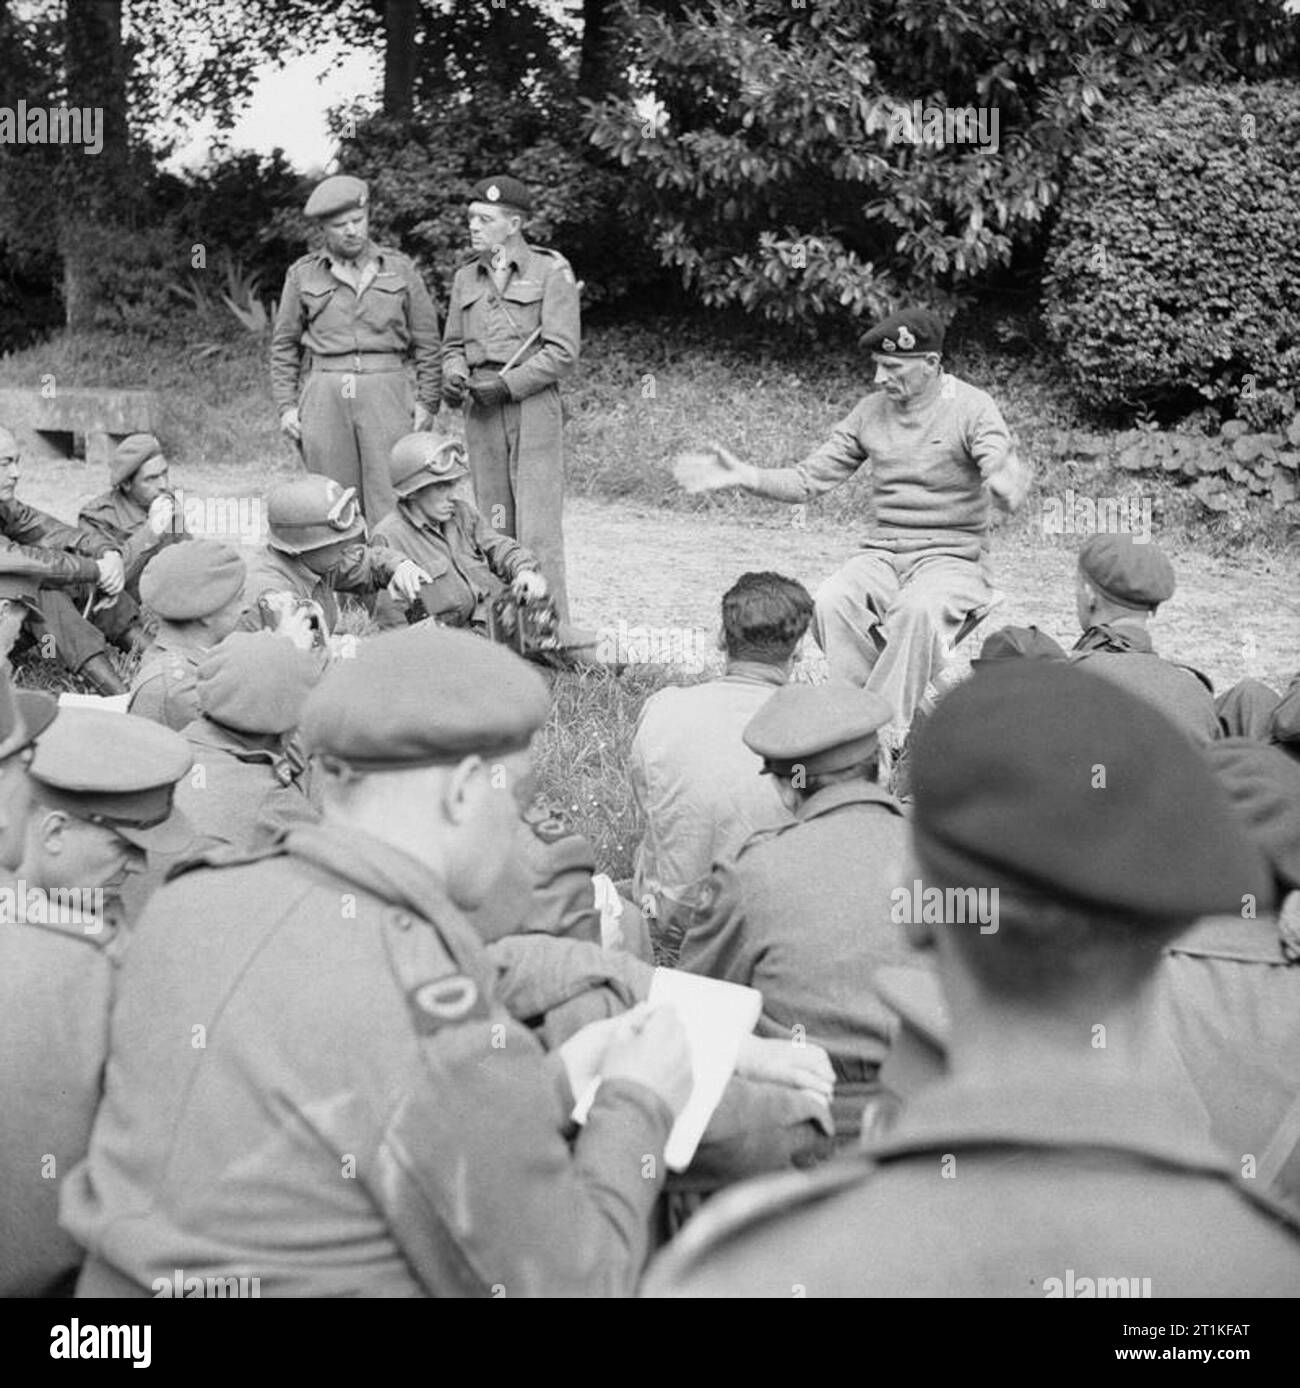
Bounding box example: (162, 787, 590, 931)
(572, 968, 762, 1171)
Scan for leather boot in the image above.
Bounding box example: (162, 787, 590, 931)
(80, 653, 129, 696)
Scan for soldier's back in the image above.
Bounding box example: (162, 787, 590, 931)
(1074, 649, 1218, 743)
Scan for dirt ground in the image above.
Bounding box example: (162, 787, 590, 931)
(15, 456, 1299, 695)
(564, 498, 1300, 694)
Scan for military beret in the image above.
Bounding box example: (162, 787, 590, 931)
(301, 625, 551, 772)
(743, 684, 894, 778)
(859, 308, 945, 356)
(111, 433, 163, 488)
(140, 539, 246, 621)
(1078, 533, 1176, 610)
(970, 624, 1067, 669)
(0, 668, 57, 763)
(197, 633, 327, 736)
(304, 174, 368, 221)
(1205, 739, 1300, 900)
(468, 175, 531, 215)
(266, 477, 366, 555)
(912, 661, 1269, 918)
(390, 433, 469, 499)
(28, 709, 194, 853)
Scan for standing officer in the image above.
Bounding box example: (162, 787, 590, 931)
(646, 663, 1300, 1297)
(271, 174, 442, 522)
(675, 309, 1029, 748)
(442, 175, 580, 620)
(61, 625, 693, 1297)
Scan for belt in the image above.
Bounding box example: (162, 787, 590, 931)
(312, 352, 405, 373)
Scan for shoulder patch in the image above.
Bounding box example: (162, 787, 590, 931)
(406, 973, 490, 1035)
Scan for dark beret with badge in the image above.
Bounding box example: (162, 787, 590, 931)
(911, 660, 1269, 918)
(197, 633, 327, 737)
(301, 624, 551, 772)
(304, 174, 369, 221)
(110, 433, 164, 488)
(858, 308, 945, 356)
(1077, 532, 1176, 611)
(467, 175, 532, 216)
(970, 624, 1066, 669)
(140, 539, 245, 621)
(743, 684, 894, 778)
(389, 433, 470, 498)
(27, 709, 195, 853)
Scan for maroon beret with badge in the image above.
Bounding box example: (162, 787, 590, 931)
(858, 308, 945, 356)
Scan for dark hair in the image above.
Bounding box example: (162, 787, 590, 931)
(721, 572, 814, 663)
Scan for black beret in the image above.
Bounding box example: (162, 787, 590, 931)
(912, 661, 1269, 917)
(1078, 533, 1176, 610)
(468, 175, 531, 215)
(198, 633, 327, 737)
(304, 175, 368, 220)
(743, 684, 893, 777)
(140, 540, 245, 620)
(858, 308, 945, 356)
(300, 625, 550, 772)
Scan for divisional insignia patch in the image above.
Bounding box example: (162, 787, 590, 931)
(407, 974, 487, 1034)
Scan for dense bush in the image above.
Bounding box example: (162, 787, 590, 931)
(585, 0, 1300, 331)
(1043, 82, 1300, 427)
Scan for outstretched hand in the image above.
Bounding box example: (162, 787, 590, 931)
(672, 442, 748, 493)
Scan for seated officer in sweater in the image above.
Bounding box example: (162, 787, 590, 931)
(236, 475, 430, 639)
(173, 632, 327, 853)
(129, 540, 247, 730)
(2, 696, 192, 1296)
(674, 309, 1029, 747)
(1070, 532, 1218, 743)
(0, 425, 133, 695)
(631, 572, 811, 961)
(61, 626, 694, 1298)
(370, 431, 547, 632)
(648, 662, 1300, 1298)
(677, 683, 913, 1137)
(77, 433, 187, 599)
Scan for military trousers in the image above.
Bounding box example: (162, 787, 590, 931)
(464, 385, 569, 620)
(814, 542, 991, 738)
(12, 587, 137, 672)
(300, 366, 412, 523)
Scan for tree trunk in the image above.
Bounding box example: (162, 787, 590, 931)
(382, 0, 417, 121)
(62, 0, 127, 330)
(579, 0, 624, 102)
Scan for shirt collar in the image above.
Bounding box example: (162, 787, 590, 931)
(720, 660, 787, 688)
(865, 1067, 1230, 1176)
(795, 778, 904, 822)
(479, 236, 529, 276)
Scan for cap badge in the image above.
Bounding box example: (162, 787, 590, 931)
(486, 184, 501, 202)
(897, 325, 916, 350)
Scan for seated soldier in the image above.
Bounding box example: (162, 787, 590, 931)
(674, 308, 1030, 749)
(77, 433, 187, 600)
(677, 684, 913, 1137)
(0, 424, 133, 694)
(648, 662, 1299, 1298)
(1070, 532, 1218, 743)
(1149, 738, 1300, 1207)
(173, 632, 327, 853)
(371, 432, 549, 633)
(236, 475, 429, 639)
(1, 696, 192, 1296)
(630, 572, 813, 958)
(129, 540, 247, 730)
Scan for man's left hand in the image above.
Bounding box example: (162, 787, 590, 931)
(469, 371, 511, 409)
(511, 570, 548, 603)
(389, 558, 432, 603)
(735, 1034, 835, 1103)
